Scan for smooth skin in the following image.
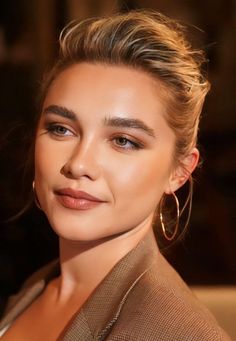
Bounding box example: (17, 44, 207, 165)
(2, 63, 198, 340)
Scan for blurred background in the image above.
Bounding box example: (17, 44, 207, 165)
(0, 0, 235, 320)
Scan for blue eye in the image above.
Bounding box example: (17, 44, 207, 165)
(46, 123, 74, 137)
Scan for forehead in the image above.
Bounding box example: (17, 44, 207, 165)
(43, 62, 170, 130)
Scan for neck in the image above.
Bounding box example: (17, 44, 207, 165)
(57, 218, 153, 301)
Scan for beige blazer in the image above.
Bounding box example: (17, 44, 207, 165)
(0, 232, 231, 340)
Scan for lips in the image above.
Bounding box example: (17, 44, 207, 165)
(54, 188, 105, 210)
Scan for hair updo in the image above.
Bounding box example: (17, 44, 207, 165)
(41, 10, 210, 165)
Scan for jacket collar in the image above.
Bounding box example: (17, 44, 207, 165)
(0, 260, 59, 330)
(61, 231, 158, 340)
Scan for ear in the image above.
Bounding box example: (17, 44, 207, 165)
(165, 147, 199, 194)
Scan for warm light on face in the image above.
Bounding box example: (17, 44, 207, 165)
(34, 63, 176, 242)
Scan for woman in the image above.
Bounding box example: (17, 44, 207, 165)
(0, 10, 231, 340)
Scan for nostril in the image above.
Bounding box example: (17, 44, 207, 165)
(59, 142, 101, 180)
(60, 157, 100, 181)
(60, 163, 74, 178)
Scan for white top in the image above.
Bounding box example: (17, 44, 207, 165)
(0, 323, 11, 336)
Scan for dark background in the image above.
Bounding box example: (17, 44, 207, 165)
(0, 0, 235, 317)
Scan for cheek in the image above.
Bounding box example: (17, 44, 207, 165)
(106, 152, 171, 205)
(34, 139, 62, 183)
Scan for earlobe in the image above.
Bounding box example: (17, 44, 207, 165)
(165, 148, 199, 194)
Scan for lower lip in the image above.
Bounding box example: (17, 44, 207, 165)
(56, 195, 104, 210)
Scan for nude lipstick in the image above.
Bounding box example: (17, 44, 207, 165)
(55, 188, 105, 210)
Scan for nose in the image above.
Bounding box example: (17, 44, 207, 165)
(60, 140, 101, 181)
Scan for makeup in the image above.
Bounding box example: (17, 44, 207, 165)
(55, 188, 105, 210)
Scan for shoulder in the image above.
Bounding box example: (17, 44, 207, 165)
(0, 260, 59, 326)
(108, 254, 231, 341)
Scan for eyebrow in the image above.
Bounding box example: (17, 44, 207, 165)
(43, 105, 156, 138)
(103, 116, 156, 138)
(43, 105, 77, 120)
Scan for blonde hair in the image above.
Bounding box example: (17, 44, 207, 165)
(42, 10, 210, 164)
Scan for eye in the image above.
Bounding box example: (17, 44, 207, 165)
(112, 136, 143, 150)
(46, 123, 75, 137)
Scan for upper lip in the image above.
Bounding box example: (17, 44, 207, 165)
(55, 188, 105, 202)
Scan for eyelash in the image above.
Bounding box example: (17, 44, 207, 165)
(45, 123, 74, 137)
(45, 123, 144, 150)
(111, 136, 143, 150)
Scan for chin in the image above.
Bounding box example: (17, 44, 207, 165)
(47, 214, 113, 243)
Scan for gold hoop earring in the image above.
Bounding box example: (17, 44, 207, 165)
(32, 181, 42, 210)
(159, 192, 179, 241)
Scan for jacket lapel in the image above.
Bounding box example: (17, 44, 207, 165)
(61, 231, 157, 340)
(0, 259, 59, 331)
(0, 280, 45, 330)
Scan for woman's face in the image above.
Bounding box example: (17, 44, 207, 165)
(35, 63, 178, 242)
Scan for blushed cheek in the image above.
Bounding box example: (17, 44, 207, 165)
(114, 158, 169, 203)
(35, 140, 57, 186)
(137, 167, 167, 200)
